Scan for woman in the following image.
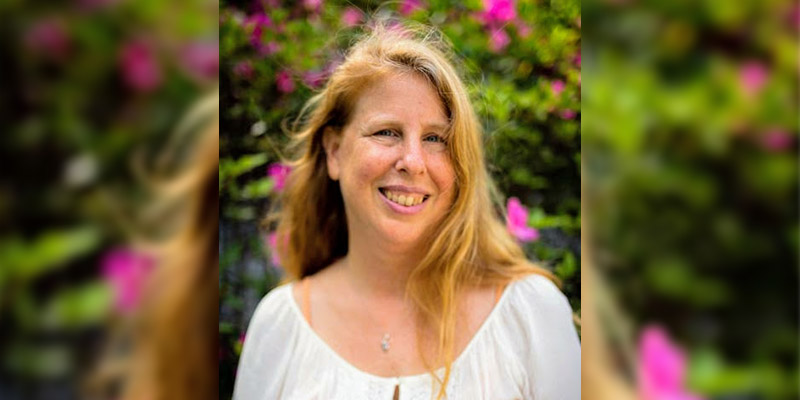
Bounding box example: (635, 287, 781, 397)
(234, 23, 580, 400)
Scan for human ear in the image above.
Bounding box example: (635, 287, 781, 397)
(322, 126, 341, 181)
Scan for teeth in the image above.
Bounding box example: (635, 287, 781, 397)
(383, 189, 424, 207)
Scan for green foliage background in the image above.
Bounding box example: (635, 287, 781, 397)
(219, 0, 580, 398)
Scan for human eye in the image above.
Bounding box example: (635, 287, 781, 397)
(423, 134, 446, 144)
(373, 129, 398, 137)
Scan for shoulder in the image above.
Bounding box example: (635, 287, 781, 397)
(243, 284, 297, 353)
(506, 273, 573, 317)
(501, 273, 581, 399)
(233, 283, 300, 399)
(249, 283, 295, 332)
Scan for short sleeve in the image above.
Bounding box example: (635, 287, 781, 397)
(507, 274, 581, 400)
(232, 285, 298, 400)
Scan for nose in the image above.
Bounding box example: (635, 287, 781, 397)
(395, 138, 425, 176)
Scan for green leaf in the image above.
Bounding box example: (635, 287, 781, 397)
(0, 226, 101, 280)
(41, 282, 113, 330)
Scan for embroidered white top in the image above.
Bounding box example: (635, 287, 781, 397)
(232, 273, 581, 400)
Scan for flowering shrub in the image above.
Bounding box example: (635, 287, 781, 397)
(219, 0, 580, 398)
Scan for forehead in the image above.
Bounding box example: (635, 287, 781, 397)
(347, 72, 449, 130)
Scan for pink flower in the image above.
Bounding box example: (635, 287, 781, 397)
(101, 248, 155, 314)
(506, 197, 539, 242)
(267, 162, 292, 191)
(574, 53, 581, 66)
(258, 41, 281, 57)
(761, 129, 794, 151)
(233, 60, 254, 79)
(275, 70, 294, 93)
(400, 0, 424, 15)
(119, 40, 162, 92)
(179, 40, 219, 83)
(266, 232, 282, 268)
(23, 18, 70, 60)
(480, 0, 517, 25)
(560, 109, 576, 119)
(246, 13, 272, 52)
(516, 22, 532, 38)
(302, 70, 327, 88)
(488, 27, 511, 52)
(739, 61, 768, 96)
(341, 7, 363, 27)
(638, 325, 705, 400)
(303, 0, 322, 13)
(551, 80, 565, 96)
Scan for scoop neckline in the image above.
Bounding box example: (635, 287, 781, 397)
(283, 279, 516, 384)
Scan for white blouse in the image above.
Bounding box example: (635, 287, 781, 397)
(233, 274, 581, 400)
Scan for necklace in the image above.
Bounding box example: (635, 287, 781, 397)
(381, 333, 391, 352)
(380, 333, 400, 399)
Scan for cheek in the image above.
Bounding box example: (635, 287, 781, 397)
(346, 143, 395, 184)
(430, 156, 456, 198)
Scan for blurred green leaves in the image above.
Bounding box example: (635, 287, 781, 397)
(0, 226, 101, 285)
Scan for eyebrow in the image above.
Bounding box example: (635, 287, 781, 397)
(360, 114, 450, 134)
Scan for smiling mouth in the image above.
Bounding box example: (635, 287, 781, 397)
(379, 188, 430, 207)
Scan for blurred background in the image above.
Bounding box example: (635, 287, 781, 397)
(2, 0, 797, 399)
(583, 0, 798, 399)
(218, 0, 580, 399)
(0, 0, 217, 399)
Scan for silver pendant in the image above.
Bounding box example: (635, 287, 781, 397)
(381, 333, 391, 353)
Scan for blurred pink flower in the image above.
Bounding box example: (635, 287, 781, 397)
(560, 109, 576, 119)
(639, 325, 704, 400)
(267, 232, 282, 268)
(233, 60, 254, 79)
(516, 22, 532, 38)
(179, 40, 219, 82)
(574, 53, 581, 66)
(551, 79, 565, 96)
(400, 0, 424, 15)
(101, 248, 155, 314)
(268, 162, 292, 191)
(303, 70, 327, 89)
(275, 70, 294, 93)
(24, 18, 70, 60)
(506, 197, 539, 242)
(258, 41, 281, 57)
(761, 129, 794, 151)
(246, 13, 273, 52)
(246, 13, 273, 30)
(304, 0, 322, 13)
(739, 61, 768, 96)
(119, 40, 162, 92)
(791, 4, 800, 30)
(480, 0, 517, 25)
(341, 7, 363, 27)
(488, 27, 511, 52)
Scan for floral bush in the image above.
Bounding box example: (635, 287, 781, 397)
(219, 0, 580, 398)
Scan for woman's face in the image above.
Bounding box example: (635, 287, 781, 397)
(324, 72, 456, 248)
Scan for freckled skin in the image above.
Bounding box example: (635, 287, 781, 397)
(324, 72, 456, 248)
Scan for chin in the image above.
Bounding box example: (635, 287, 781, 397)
(378, 223, 425, 248)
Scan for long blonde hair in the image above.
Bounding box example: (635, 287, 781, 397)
(272, 22, 553, 398)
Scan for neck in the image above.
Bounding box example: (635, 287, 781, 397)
(342, 233, 426, 302)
